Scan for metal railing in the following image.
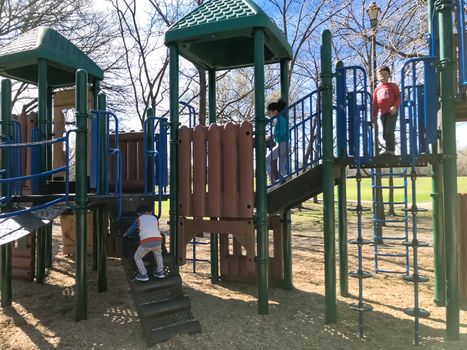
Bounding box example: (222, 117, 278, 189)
(90, 110, 123, 220)
(143, 116, 168, 219)
(0, 131, 73, 219)
(265, 90, 321, 188)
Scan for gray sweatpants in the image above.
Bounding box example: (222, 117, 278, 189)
(381, 113, 398, 152)
(134, 244, 163, 276)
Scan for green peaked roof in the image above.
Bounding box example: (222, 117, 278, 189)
(165, 0, 292, 70)
(0, 27, 103, 88)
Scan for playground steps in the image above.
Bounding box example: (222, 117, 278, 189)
(267, 163, 342, 214)
(116, 215, 200, 346)
(122, 256, 201, 346)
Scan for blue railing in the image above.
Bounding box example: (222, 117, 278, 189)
(265, 90, 321, 188)
(456, 0, 467, 88)
(144, 116, 168, 219)
(0, 131, 73, 219)
(180, 101, 197, 128)
(400, 57, 437, 158)
(90, 110, 123, 219)
(335, 65, 372, 163)
(11, 120, 23, 195)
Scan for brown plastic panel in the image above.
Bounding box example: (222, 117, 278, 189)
(238, 121, 254, 218)
(222, 123, 239, 217)
(178, 126, 193, 216)
(207, 124, 222, 217)
(192, 125, 208, 218)
(127, 140, 137, 181)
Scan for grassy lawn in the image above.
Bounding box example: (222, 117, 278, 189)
(343, 175, 467, 202)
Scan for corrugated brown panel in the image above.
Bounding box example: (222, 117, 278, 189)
(192, 126, 208, 218)
(459, 194, 467, 302)
(137, 137, 144, 181)
(238, 121, 254, 218)
(178, 127, 192, 217)
(12, 233, 35, 281)
(207, 124, 222, 217)
(222, 123, 239, 217)
(127, 139, 137, 180)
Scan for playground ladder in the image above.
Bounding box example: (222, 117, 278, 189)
(371, 168, 409, 274)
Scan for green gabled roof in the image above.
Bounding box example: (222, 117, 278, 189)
(165, 0, 292, 70)
(0, 27, 103, 88)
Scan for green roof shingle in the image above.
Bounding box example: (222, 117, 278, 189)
(165, 0, 292, 70)
(0, 27, 103, 87)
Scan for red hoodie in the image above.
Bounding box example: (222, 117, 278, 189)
(372, 82, 401, 117)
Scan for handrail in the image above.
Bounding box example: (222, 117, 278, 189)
(399, 57, 437, 157)
(143, 116, 168, 219)
(179, 101, 197, 128)
(335, 65, 371, 166)
(0, 129, 74, 219)
(265, 90, 321, 188)
(90, 109, 123, 219)
(457, 0, 467, 87)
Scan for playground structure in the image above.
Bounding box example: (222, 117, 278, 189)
(0, 0, 465, 347)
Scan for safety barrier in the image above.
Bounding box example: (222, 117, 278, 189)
(90, 110, 123, 219)
(143, 116, 168, 218)
(0, 131, 73, 219)
(265, 90, 321, 188)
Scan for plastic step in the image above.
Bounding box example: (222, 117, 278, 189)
(403, 274, 429, 283)
(349, 270, 372, 279)
(403, 307, 430, 318)
(375, 252, 406, 257)
(134, 287, 184, 306)
(349, 303, 373, 312)
(140, 297, 191, 319)
(129, 275, 183, 294)
(146, 319, 201, 346)
(401, 240, 429, 247)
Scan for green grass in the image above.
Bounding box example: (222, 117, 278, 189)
(321, 176, 467, 203)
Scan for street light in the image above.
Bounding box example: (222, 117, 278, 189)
(367, 1, 381, 90)
(367, 2, 381, 29)
(367, 1, 385, 241)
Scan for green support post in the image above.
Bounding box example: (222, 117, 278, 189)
(335, 61, 348, 297)
(428, 0, 446, 308)
(92, 79, 100, 272)
(1, 79, 12, 307)
(145, 108, 155, 193)
(75, 69, 89, 321)
(321, 30, 337, 323)
(97, 92, 107, 292)
(208, 69, 219, 283)
(169, 44, 180, 271)
(253, 28, 269, 315)
(280, 58, 292, 290)
(45, 88, 53, 268)
(36, 59, 48, 284)
(437, 0, 459, 340)
(432, 144, 445, 306)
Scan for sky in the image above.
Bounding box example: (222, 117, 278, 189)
(85, 1, 467, 150)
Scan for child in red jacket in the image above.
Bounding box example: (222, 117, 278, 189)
(372, 66, 401, 155)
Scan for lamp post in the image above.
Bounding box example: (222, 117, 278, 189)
(367, 2, 385, 244)
(367, 1, 381, 100)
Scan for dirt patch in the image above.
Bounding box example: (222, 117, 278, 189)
(0, 202, 466, 349)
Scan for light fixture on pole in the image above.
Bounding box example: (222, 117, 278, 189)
(367, 1, 381, 29)
(367, 1, 381, 90)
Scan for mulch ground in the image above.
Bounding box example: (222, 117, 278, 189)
(0, 202, 466, 349)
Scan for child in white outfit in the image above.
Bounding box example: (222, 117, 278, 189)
(124, 205, 165, 282)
